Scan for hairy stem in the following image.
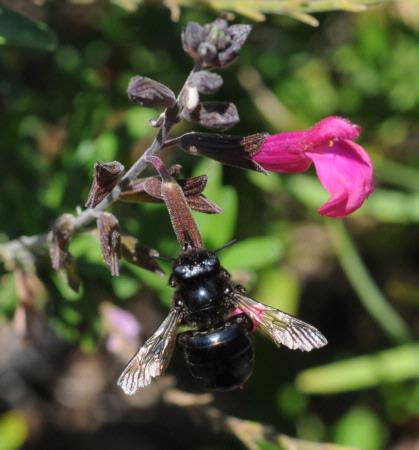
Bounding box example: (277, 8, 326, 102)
(1, 66, 200, 261)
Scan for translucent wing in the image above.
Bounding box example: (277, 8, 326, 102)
(235, 294, 327, 351)
(117, 308, 181, 395)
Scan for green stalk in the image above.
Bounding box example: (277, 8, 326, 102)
(326, 220, 411, 344)
(373, 156, 419, 191)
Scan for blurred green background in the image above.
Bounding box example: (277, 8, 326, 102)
(0, 1, 418, 450)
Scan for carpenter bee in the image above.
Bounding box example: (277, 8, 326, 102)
(117, 244, 327, 394)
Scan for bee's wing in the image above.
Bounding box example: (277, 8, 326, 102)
(234, 294, 327, 352)
(117, 308, 182, 395)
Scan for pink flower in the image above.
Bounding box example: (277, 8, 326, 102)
(101, 303, 142, 360)
(251, 117, 374, 218)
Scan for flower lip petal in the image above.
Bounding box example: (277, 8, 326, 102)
(306, 139, 374, 218)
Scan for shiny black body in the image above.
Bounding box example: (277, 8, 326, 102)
(170, 248, 254, 391)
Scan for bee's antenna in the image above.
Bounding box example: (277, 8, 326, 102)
(214, 239, 237, 253)
(152, 255, 176, 261)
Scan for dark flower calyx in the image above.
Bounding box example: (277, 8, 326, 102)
(98, 212, 121, 277)
(160, 177, 203, 249)
(119, 173, 222, 214)
(49, 214, 76, 271)
(63, 256, 81, 293)
(127, 76, 176, 108)
(121, 235, 164, 276)
(182, 19, 251, 68)
(182, 101, 239, 131)
(144, 155, 203, 249)
(189, 71, 223, 94)
(178, 132, 269, 172)
(85, 161, 125, 209)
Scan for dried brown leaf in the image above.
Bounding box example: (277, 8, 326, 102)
(49, 214, 76, 271)
(63, 255, 81, 293)
(120, 174, 221, 215)
(97, 213, 121, 277)
(121, 235, 164, 275)
(161, 179, 203, 248)
(85, 161, 124, 208)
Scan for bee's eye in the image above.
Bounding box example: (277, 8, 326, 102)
(174, 265, 187, 277)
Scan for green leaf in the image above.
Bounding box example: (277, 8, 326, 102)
(40, 173, 67, 210)
(125, 263, 172, 307)
(296, 343, 419, 394)
(70, 233, 103, 264)
(192, 159, 238, 248)
(111, 275, 140, 300)
(254, 267, 300, 315)
(284, 174, 328, 213)
(360, 189, 419, 224)
(0, 274, 17, 316)
(277, 384, 308, 418)
(247, 171, 283, 193)
(286, 174, 419, 224)
(51, 271, 83, 301)
(326, 220, 410, 344)
(334, 407, 387, 450)
(0, 411, 28, 450)
(94, 132, 118, 162)
(61, 305, 82, 326)
(192, 158, 222, 202)
(125, 107, 157, 139)
(257, 441, 283, 450)
(0, 6, 57, 51)
(220, 236, 284, 271)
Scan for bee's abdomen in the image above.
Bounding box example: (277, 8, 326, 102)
(177, 315, 254, 391)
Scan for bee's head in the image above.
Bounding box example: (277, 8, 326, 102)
(172, 248, 220, 280)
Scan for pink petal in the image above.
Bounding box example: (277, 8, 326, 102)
(305, 139, 374, 218)
(252, 132, 312, 173)
(252, 116, 360, 173)
(105, 306, 141, 338)
(310, 116, 361, 145)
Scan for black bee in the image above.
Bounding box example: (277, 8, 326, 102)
(117, 245, 327, 394)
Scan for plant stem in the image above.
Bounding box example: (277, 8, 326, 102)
(1, 65, 200, 259)
(326, 220, 411, 344)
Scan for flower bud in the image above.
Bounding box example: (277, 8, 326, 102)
(182, 22, 206, 63)
(182, 102, 239, 131)
(85, 161, 124, 209)
(189, 71, 223, 95)
(97, 212, 121, 277)
(217, 24, 251, 67)
(182, 19, 251, 68)
(127, 76, 176, 108)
